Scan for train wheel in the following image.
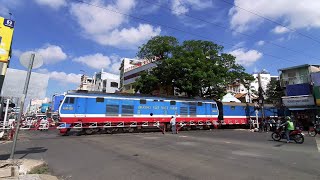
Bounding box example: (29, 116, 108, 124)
(127, 127, 135, 133)
(85, 128, 94, 135)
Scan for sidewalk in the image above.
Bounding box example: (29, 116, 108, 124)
(0, 159, 58, 180)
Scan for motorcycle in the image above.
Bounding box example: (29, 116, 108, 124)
(271, 126, 304, 144)
(308, 124, 320, 137)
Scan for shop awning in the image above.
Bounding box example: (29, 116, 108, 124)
(288, 107, 319, 111)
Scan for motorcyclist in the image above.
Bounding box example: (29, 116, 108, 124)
(280, 116, 295, 143)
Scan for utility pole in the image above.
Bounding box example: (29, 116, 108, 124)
(258, 73, 265, 122)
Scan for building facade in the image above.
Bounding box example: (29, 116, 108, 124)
(279, 64, 320, 129)
(119, 58, 159, 93)
(78, 69, 119, 93)
(226, 71, 278, 103)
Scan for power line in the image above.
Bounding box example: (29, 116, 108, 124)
(143, 0, 320, 61)
(217, 0, 320, 44)
(71, 0, 301, 65)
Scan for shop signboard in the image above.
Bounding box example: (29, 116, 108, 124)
(282, 95, 315, 107)
(0, 16, 15, 62)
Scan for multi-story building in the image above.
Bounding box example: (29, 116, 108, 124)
(78, 69, 119, 93)
(279, 64, 320, 129)
(93, 69, 119, 93)
(226, 71, 278, 102)
(119, 57, 159, 93)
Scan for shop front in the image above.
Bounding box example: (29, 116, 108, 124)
(282, 95, 318, 130)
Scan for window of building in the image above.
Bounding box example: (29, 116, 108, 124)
(170, 101, 176, 105)
(96, 97, 104, 103)
(140, 99, 146, 104)
(106, 105, 119, 116)
(110, 82, 118, 88)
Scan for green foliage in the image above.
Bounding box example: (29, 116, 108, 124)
(134, 36, 253, 100)
(137, 36, 178, 60)
(265, 79, 284, 105)
(28, 164, 50, 174)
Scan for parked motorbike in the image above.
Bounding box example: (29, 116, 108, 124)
(308, 125, 320, 137)
(271, 126, 304, 144)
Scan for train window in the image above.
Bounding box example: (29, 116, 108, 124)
(106, 105, 119, 116)
(65, 97, 70, 103)
(170, 101, 176, 105)
(231, 106, 235, 110)
(153, 100, 158, 102)
(140, 99, 146, 104)
(212, 104, 217, 108)
(160, 100, 164, 102)
(122, 105, 134, 116)
(69, 97, 75, 104)
(190, 106, 196, 116)
(96, 97, 104, 103)
(197, 102, 203, 106)
(180, 107, 188, 116)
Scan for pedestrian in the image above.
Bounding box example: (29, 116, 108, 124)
(249, 118, 253, 130)
(170, 116, 177, 134)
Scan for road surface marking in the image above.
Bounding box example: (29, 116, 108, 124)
(316, 137, 320, 152)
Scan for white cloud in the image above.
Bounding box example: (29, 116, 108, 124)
(73, 53, 111, 70)
(272, 26, 290, 34)
(229, 48, 262, 66)
(49, 71, 81, 84)
(70, 0, 161, 49)
(12, 49, 22, 57)
(256, 40, 265, 46)
(0, 0, 21, 17)
(231, 41, 245, 50)
(171, 0, 213, 16)
(36, 45, 67, 64)
(229, 0, 320, 33)
(94, 24, 161, 48)
(36, 68, 81, 84)
(34, 0, 67, 10)
(20, 45, 67, 65)
(73, 53, 121, 74)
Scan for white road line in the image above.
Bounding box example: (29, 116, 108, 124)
(316, 137, 320, 152)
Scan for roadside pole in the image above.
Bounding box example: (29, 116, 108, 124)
(9, 54, 35, 159)
(3, 98, 10, 129)
(255, 109, 259, 129)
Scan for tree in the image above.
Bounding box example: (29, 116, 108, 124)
(265, 79, 284, 105)
(134, 36, 254, 100)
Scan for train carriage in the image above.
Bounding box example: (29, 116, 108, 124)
(58, 91, 219, 135)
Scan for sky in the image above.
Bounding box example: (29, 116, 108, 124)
(2, 0, 320, 99)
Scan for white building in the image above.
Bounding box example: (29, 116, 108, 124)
(78, 69, 120, 93)
(27, 97, 50, 114)
(94, 69, 119, 93)
(226, 71, 279, 102)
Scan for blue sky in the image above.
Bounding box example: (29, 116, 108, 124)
(2, 0, 320, 99)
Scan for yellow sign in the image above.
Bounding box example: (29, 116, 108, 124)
(0, 17, 15, 63)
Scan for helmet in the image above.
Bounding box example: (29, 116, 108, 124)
(285, 116, 291, 121)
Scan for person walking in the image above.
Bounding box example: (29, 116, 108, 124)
(170, 116, 177, 134)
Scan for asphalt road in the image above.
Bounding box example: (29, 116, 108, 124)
(1, 129, 320, 180)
